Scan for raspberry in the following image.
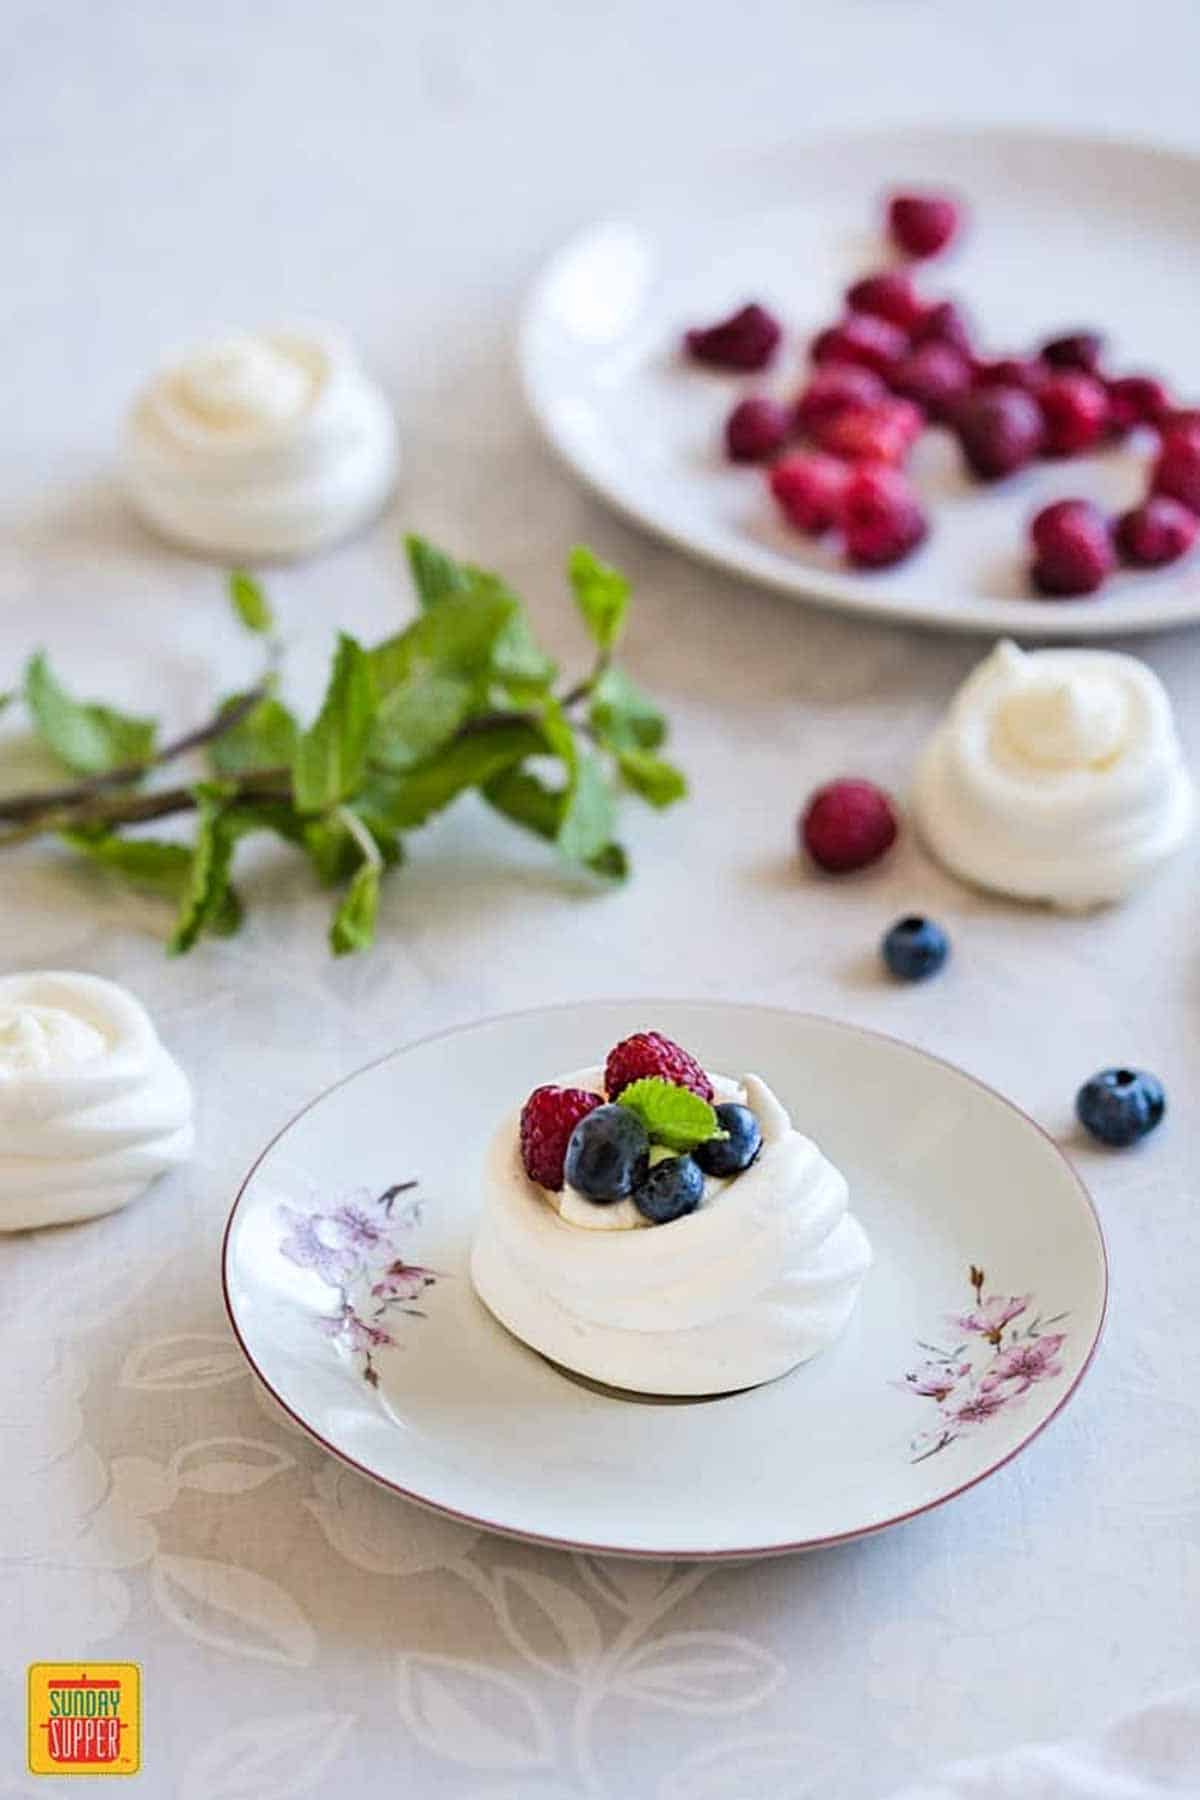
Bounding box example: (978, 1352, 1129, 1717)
(1030, 498, 1115, 597)
(1038, 372, 1110, 457)
(1114, 496, 1198, 567)
(814, 398, 924, 465)
(604, 1032, 713, 1103)
(684, 303, 782, 371)
(793, 364, 887, 432)
(956, 386, 1044, 480)
(725, 396, 790, 462)
(519, 1086, 603, 1190)
(802, 779, 898, 873)
(974, 356, 1047, 394)
(841, 464, 928, 567)
(887, 191, 961, 259)
(810, 313, 907, 379)
(890, 342, 972, 421)
(768, 451, 849, 533)
(1107, 374, 1171, 432)
(910, 300, 973, 357)
(844, 270, 926, 330)
(1041, 330, 1105, 373)
(1152, 428, 1200, 514)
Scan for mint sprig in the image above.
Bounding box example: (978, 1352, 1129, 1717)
(617, 1078, 725, 1153)
(0, 536, 687, 957)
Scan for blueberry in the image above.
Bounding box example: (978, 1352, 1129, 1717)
(1076, 1067, 1165, 1148)
(633, 1154, 705, 1224)
(882, 915, 949, 981)
(695, 1103, 763, 1177)
(564, 1105, 649, 1201)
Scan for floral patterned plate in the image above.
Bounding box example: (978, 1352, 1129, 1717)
(222, 1001, 1107, 1559)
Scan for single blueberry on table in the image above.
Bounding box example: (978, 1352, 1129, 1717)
(633, 1154, 705, 1225)
(882, 915, 949, 981)
(564, 1105, 650, 1201)
(1076, 1068, 1166, 1148)
(695, 1103, 763, 1177)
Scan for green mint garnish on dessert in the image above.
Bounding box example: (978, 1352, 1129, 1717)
(616, 1078, 727, 1153)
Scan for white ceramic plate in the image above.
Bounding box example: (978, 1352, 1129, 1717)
(521, 126, 1200, 638)
(223, 1001, 1106, 1559)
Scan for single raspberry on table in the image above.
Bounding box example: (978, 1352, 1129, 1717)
(887, 191, 961, 259)
(1029, 498, 1115, 597)
(604, 1031, 714, 1103)
(844, 269, 926, 330)
(1114, 496, 1198, 568)
(1038, 373, 1110, 456)
(841, 464, 929, 567)
(810, 313, 908, 379)
(519, 1086, 602, 1190)
(725, 396, 790, 461)
(684, 302, 782, 371)
(813, 398, 924, 465)
(802, 779, 898, 874)
(768, 451, 850, 534)
(793, 364, 887, 432)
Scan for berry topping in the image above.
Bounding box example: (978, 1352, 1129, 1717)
(793, 364, 887, 432)
(955, 386, 1044, 480)
(974, 356, 1048, 394)
(882, 915, 950, 982)
(813, 398, 924, 465)
(1106, 374, 1171, 432)
(563, 1104, 650, 1201)
(604, 1031, 714, 1104)
(768, 451, 849, 534)
(1029, 498, 1115, 598)
(841, 464, 929, 567)
(890, 342, 972, 421)
(910, 299, 973, 358)
(810, 313, 907, 379)
(802, 778, 898, 874)
(1076, 1067, 1165, 1148)
(844, 269, 926, 330)
(887, 190, 961, 259)
(1114, 496, 1198, 567)
(684, 302, 782, 371)
(632, 1154, 705, 1224)
(1040, 330, 1105, 373)
(519, 1085, 603, 1191)
(695, 1103, 763, 1177)
(1152, 428, 1200, 514)
(1037, 372, 1110, 457)
(725, 396, 790, 462)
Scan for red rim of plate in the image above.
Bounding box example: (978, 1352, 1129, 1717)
(221, 998, 1109, 1560)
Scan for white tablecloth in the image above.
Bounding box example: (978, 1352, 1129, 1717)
(5, 2, 1200, 1794)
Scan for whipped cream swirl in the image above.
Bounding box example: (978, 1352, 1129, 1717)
(913, 640, 1195, 909)
(0, 972, 194, 1230)
(471, 1067, 871, 1395)
(124, 324, 398, 559)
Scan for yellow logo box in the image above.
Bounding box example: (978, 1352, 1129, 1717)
(28, 1665, 140, 1777)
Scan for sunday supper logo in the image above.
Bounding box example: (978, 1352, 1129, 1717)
(27, 1664, 140, 1776)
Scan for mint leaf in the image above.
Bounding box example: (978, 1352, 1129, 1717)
(617, 1078, 723, 1153)
(292, 634, 374, 814)
(585, 841, 629, 881)
(62, 829, 241, 934)
(370, 588, 517, 702)
(557, 750, 615, 863)
(371, 673, 473, 772)
(0, 690, 14, 717)
(228, 569, 274, 635)
(301, 809, 401, 885)
(618, 748, 687, 809)
(330, 859, 380, 955)
(405, 535, 471, 609)
(589, 666, 665, 752)
(569, 547, 629, 652)
(25, 652, 156, 775)
(209, 695, 298, 775)
(168, 789, 242, 954)
(483, 766, 627, 880)
(365, 723, 542, 831)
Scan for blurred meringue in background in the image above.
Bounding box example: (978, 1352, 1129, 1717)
(123, 322, 399, 560)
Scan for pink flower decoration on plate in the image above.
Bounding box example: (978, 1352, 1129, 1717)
(902, 1359, 971, 1401)
(951, 1294, 1031, 1345)
(981, 1334, 1066, 1395)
